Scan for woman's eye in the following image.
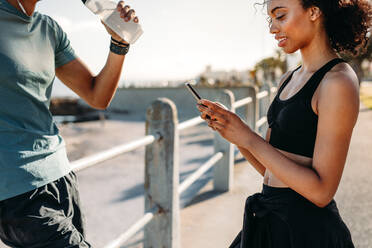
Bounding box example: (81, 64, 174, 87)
(276, 15, 285, 20)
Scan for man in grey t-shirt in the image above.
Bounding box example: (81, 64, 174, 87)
(0, 0, 138, 246)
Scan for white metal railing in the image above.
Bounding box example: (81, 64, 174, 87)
(104, 207, 159, 248)
(71, 135, 158, 171)
(178, 116, 205, 131)
(178, 152, 223, 194)
(233, 96, 253, 109)
(69, 84, 276, 248)
(257, 116, 268, 129)
(257, 90, 269, 100)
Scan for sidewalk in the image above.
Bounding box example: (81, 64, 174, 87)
(180, 158, 262, 247)
(180, 102, 372, 248)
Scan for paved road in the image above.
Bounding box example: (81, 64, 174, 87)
(61, 113, 217, 248)
(336, 103, 372, 247)
(1, 103, 372, 248)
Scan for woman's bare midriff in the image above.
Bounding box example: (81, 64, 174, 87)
(263, 148, 313, 187)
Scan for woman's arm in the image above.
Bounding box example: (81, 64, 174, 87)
(198, 72, 359, 208)
(55, 1, 136, 109)
(236, 129, 271, 177)
(236, 71, 292, 177)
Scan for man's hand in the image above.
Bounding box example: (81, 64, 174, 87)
(102, 0, 139, 43)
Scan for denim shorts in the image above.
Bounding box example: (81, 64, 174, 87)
(0, 171, 92, 248)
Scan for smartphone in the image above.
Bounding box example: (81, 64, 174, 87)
(185, 82, 211, 119)
(185, 82, 202, 101)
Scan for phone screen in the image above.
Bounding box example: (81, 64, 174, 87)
(185, 83, 201, 101)
(185, 82, 211, 119)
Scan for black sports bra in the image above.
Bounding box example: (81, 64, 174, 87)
(267, 58, 345, 158)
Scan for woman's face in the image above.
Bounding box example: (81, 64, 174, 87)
(267, 0, 318, 54)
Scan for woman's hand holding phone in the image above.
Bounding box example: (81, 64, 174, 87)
(197, 99, 253, 147)
(184, 82, 251, 145)
(197, 100, 225, 130)
(185, 83, 211, 119)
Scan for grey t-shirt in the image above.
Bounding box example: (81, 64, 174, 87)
(0, 0, 77, 200)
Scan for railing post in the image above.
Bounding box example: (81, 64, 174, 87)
(145, 98, 180, 248)
(246, 86, 259, 133)
(213, 90, 235, 192)
(259, 84, 271, 137)
(266, 81, 275, 103)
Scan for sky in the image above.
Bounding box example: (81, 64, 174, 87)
(35, 0, 281, 96)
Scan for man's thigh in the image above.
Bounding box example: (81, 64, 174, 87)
(0, 172, 91, 248)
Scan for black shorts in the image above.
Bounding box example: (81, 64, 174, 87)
(229, 184, 354, 248)
(229, 212, 290, 248)
(0, 171, 92, 248)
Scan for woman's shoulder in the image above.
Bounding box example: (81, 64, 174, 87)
(317, 61, 359, 116)
(320, 62, 359, 95)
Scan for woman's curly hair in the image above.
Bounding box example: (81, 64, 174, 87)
(301, 0, 372, 56)
(260, 0, 372, 56)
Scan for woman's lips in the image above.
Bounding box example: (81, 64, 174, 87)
(278, 37, 288, 47)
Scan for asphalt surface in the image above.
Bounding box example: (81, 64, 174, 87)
(1, 102, 372, 248)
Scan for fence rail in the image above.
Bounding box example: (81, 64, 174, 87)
(178, 116, 205, 131)
(104, 207, 159, 248)
(71, 134, 158, 171)
(257, 90, 269, 99)
(178, 152, 223, 195)
(233, 96, 253, 109)
(70, 84, 276, 248)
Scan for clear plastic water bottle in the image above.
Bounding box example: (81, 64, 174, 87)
(82, 0, 143, 44)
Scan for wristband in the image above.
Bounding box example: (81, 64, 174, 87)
(110, 41, 130, 55)
(111, 37, 129, 46)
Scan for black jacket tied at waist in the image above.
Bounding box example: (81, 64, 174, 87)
(229, 186, 355, 248)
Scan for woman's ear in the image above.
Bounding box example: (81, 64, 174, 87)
(309, 6, 322, 21)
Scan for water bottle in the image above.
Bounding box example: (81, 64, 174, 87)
(82, 0, 143, 44)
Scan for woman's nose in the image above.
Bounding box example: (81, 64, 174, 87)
(269, 22, 279, 34)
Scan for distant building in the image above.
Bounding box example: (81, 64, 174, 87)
(197, 65, 253, 87)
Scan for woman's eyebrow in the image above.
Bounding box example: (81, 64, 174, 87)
(271, 6, 286, 14)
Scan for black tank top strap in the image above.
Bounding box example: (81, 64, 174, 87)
(303, 58, 345, 99)
(276, 66, 302, 97)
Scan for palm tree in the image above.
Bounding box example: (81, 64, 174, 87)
(253, 49, 287, 86)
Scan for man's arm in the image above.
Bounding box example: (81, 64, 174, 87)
(56, 1, 136, 109)
(56, 53, 125, 109)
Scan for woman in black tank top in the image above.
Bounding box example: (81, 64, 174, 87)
(198, 0, 371, 247)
